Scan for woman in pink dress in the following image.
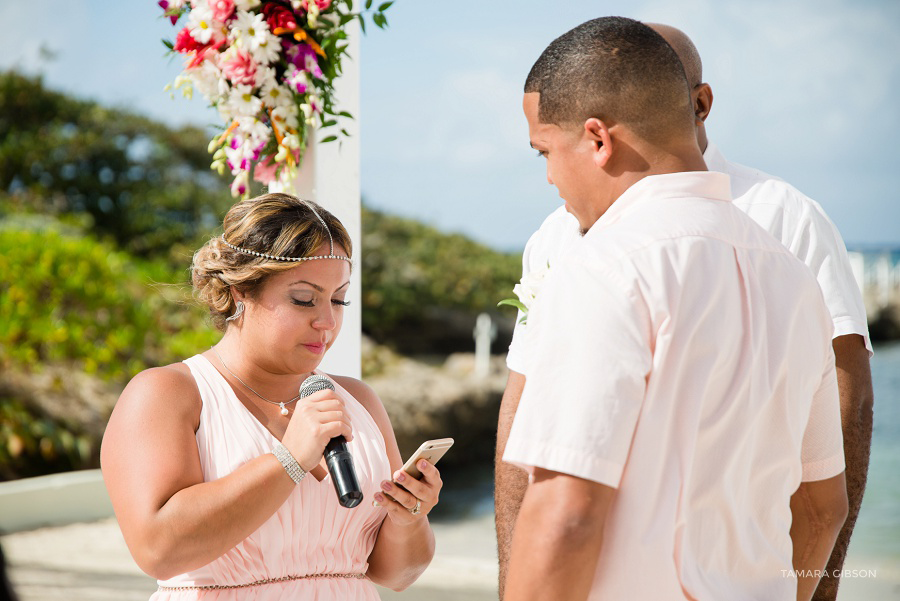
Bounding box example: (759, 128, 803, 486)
(101, 193, 441, 599)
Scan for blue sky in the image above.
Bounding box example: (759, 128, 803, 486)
(2, 0, 898, 251)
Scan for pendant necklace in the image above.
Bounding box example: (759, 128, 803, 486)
(211, 346, 301, 416)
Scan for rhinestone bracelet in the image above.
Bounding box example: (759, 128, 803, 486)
(272, 443, 307, 485)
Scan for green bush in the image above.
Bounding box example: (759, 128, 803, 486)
(0, 397, 93, 480)
(361, 205, 522, 342)
(0, 225, 219, 381)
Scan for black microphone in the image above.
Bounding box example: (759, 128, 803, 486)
(298, 374, 363, 509)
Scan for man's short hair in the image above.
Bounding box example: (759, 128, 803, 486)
(525, 16, 694, 143)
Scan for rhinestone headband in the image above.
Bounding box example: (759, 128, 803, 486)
(221, 200, 351, 263)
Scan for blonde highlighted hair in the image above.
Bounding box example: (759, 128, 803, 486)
(192, 193, 352, 331)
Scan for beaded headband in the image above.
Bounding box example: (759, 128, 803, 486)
(221, 200, 351, 263)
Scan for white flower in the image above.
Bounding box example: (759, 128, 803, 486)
(228, 84, 263, 116)
(306, 1, 320, 28)
(300, 94, 321, 125)
(230, 171, 250, 197)
(251, 31, 282, 65)
(271, 104, 300, 131)
(275, 132, 300, 164)
(237, 116, 271, 146)
(260, 79, 294, 110)
(512, 263, 550, 313)
(232, 10, 270, 53)
(255, 66, 277, 93)
(188, 60, 229, 103)
(224, 133, 258, 175)
(187, 5, 218, 45)
(167, 74, 193, 100)
(285, 64, 309, 94)
(234, 0, 260, 9)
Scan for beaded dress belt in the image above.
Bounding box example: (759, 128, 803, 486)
(157, 572, 366, 591)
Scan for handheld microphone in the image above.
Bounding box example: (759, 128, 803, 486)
(298, 374, 363, 509)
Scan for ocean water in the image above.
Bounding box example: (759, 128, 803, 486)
(846, 341, 900, 560)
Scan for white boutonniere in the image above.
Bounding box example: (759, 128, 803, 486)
(498, 262, 550, 325)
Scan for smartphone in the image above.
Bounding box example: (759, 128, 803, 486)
(400, 438, 454, 480)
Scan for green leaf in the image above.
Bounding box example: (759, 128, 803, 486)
(378, 1, 394, 11)
(320, 135, 338, 143)
(358, 14, 366, 33)
(340, 129, 350, 137)
(322, 119, 338, 127)
(373, 12, 386, 28)
(365, 0, 373, 8)
(162, 39, 174, 51)
(347, 0, 353, 10)
(497, 298, 527, 312)
(338, 110, 354, 118)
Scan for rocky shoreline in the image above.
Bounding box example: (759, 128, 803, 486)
(1, 339, 507, 480)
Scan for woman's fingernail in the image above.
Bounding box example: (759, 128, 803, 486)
(395, 472, 406, 482)
(419, 460, 428, 470)
(381, 481, 392, 491)
(374, 493, 384, 503)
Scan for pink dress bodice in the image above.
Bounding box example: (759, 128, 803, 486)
(151, 355, 390, 600)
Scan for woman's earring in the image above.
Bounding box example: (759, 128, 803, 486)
(226, 300, 245, 323)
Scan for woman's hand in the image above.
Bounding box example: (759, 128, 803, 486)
(281, 389, 353, 472)
(374, 460, 443, 526)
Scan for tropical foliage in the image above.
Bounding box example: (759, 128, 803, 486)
(0, 70, 522, 479)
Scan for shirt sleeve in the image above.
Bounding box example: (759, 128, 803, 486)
(503, 256, 652, 488)
(800, 347, 846, 482)
(787, 195, 872, 356)
(505, 235, 534, 375)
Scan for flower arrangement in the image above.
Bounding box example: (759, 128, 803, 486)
(497, 262, 550, 325)
(159, 0, 392, 197)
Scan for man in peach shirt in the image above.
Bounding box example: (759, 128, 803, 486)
(502, 17, 848, 601)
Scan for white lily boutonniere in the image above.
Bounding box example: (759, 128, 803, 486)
(498, 262, 550, 325)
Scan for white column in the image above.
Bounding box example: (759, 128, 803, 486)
(271, 21, 361, 379)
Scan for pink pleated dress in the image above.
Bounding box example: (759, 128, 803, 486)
(151, 355, 391, 600)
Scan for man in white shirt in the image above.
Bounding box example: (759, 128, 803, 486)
(495, 23, 873, 601)
(500, 17, 849, 601)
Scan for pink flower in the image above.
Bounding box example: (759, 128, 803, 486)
(299, 0, 331, 10)
(286, 66, 309, 94)
(230, 172, 249, 197)
(284, 42, 322, 78)
(174, 27, 203, 53)
(209, 0, 235, 23)
(158, 0, 179, 25)
(253, 155, 278, 184)
(221, 51, 258, 87)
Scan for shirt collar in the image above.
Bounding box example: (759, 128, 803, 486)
(588, 170, 732, 236)
(702, 141, 730, 174)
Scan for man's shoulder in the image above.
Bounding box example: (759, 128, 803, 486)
(721, 155, 827, 220)
(523, 205, 580, 271)
(528, 205, 576, 242)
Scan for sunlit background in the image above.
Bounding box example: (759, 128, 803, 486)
(2, 0, 898, 250)
(1, 1, 898, 599)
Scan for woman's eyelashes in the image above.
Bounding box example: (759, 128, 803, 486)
(291, 298, 350, 307)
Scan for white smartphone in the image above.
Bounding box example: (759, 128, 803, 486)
(400, 438, 455, 480)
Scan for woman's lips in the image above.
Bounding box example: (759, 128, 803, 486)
(303, 342, 326, 354)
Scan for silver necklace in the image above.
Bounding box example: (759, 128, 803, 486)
(211, 346, 301, 416)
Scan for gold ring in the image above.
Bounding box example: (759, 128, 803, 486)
(409, 498, 422, 515)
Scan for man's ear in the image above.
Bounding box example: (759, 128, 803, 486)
(583, 118, 613, 167)
(694, 83, 713, 124)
